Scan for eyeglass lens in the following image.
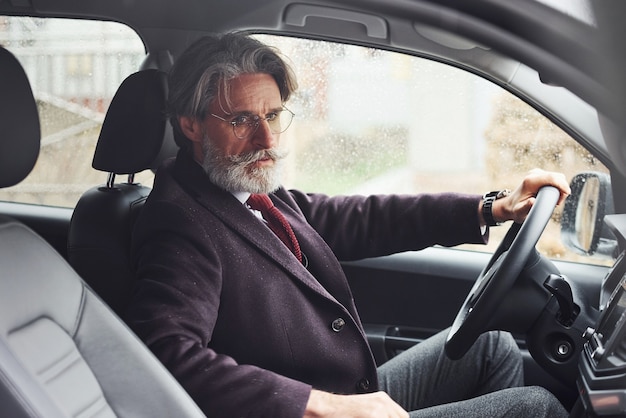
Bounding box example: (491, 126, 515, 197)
(234, 109, 293, 138)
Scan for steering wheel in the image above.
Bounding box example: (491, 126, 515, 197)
(445, 186, 560, 360)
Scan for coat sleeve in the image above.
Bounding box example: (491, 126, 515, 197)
(284, 190, 486, 261)
(126, 197, 312, 418)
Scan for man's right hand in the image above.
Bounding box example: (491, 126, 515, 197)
(303, 389, 409, 418)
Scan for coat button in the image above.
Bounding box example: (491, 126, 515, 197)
(356, 378, 370, 392)
(331, 318, 345, 332)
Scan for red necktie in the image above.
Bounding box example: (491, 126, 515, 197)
(247, 194, 303, 263)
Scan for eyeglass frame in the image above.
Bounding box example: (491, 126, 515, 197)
(209, 106, 295, 139)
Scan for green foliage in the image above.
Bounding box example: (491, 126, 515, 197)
(292, 126, 408, 194)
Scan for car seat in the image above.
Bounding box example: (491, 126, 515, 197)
(0, 46, 203, 417)
(67, 68, 177, 316)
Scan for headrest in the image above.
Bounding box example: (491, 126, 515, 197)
(0, 48, 41, 188)
(92, 69, 171, 174)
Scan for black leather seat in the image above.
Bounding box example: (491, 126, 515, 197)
(0, 47, 203, 417)
(68, 68, 177, 316)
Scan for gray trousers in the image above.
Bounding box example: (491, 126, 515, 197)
(378, 329, 569, 417)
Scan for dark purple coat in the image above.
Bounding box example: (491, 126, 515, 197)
(126, 150, 485, 417)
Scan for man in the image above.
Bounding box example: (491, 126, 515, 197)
(126, 32, 571, 417)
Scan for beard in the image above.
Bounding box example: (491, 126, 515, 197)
(199, 133, 288, 194)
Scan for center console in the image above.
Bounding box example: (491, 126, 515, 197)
(578, 215, 626, 416)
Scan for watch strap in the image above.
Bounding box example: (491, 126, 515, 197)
(482, 189, 510, 227)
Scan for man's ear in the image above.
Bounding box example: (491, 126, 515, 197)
(178, 116, 203, 144)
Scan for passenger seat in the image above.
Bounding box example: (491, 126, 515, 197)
(68, 68, 176, 316)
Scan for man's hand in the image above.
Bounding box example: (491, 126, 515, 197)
(487, 168, 571, 225)
(304, 389, 409, 418)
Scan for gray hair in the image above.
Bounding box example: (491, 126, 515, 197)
(168, 32, 298, 149)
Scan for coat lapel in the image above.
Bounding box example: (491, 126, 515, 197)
(172, 153, 341, 305)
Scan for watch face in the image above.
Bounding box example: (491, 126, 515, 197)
(484, 190, 510, 200)
(496, 189, 511, 199)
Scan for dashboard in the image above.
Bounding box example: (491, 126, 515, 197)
(579, 214, 626, 416)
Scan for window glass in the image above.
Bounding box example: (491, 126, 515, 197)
(0, 21, 609, 266)
(0, 16, 146, 207)
(256, 35, 610, 265)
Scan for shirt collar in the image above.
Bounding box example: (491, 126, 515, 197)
(232, 191, 251, 204)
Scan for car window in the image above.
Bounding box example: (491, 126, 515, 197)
(0, 16, 146, 207)
(0, 20, 610, 267)
(256, 34, 611, 266)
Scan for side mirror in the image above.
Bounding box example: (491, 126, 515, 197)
(561, 172, 617, 258)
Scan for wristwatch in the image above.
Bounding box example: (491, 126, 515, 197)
(482, 189, 510, 227)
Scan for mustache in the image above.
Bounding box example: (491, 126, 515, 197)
(227, 147, 288, 165)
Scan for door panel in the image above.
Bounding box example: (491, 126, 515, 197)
(344, 248, 484, 344)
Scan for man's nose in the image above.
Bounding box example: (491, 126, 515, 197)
(251, 119, 277, 149)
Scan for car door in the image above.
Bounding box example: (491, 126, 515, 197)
(257, 34, 614, 408)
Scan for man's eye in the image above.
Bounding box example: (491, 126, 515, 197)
(265, 112, 279, 121)
(233, 115, 252, 126)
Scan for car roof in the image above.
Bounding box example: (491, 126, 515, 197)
(2, 0, 625, 173)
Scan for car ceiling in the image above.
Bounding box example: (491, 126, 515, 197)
(2, 0, 626, 175)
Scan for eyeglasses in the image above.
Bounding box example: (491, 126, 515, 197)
(210, 107, 295, 139)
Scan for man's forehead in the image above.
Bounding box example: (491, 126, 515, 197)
(214, 73, 282, 114)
